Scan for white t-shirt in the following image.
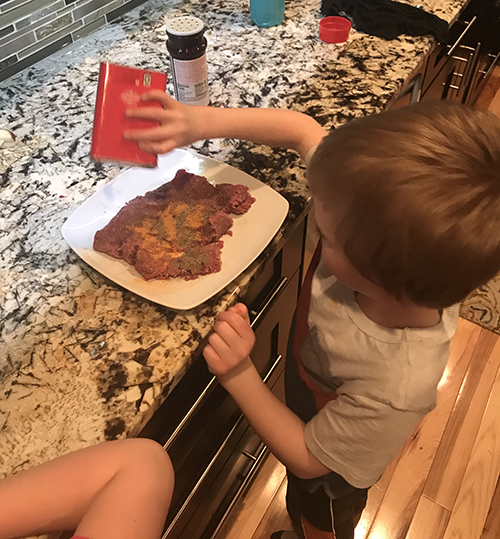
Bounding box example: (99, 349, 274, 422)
(302, 258, 459, 488)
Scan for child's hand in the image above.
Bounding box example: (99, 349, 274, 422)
(123, 90, 199, 154)
(203, 303, 256, 377)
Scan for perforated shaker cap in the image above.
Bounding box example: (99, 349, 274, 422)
(166, 16, 204, 36)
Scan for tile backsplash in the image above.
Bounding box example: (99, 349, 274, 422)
(0, 0, 147, 82)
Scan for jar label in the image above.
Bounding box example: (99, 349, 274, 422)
(172, 56, 209, 106)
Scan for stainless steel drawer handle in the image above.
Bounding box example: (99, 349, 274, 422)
(249, 276, 289, 328)
(447, 16, 477, 57)
(164, 283, 287, 450)
(449, 40, 481, 97)
(163, 351, 283, 532)
(163, 414, 247, 538)
(395, 73, 422, 105)
(241, 448, 259, 461)
(209, 444, 269, 539)
(163, 375, 218, 450)
(482, 50, 500, 81)
(263, 354, 283, 385)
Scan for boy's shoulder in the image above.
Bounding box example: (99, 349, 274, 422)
(307, 270, 458, 410)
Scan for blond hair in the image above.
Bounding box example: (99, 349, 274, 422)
(308, 101, 500, 308)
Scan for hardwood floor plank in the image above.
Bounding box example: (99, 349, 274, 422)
(404, 495, 451, 539)
(252, 478, 294, 539)
(354, 457, 400, 539)
(475, 66, 500, 111)
(441, 362, 500, 539)
(364, 319, 481, 539)
(215, 453, 287, 539)
(486, 65, 500, 118)
(423, 330, 500, 510)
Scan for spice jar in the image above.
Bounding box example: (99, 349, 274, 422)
(166, 16, 210, 106)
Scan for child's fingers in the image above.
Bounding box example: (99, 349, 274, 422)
(208, 331, 235, 360)
(123, 125, 175, 142)
(212, 320, 250, 357)
(125, 107, 168, 123)
(213, 319, 238, 342)
(202, 343, 221, 365)
(216, 310, 254, 342)
(226, 303, 251, 325)
(138, 140, 177, 155)
(140, 90, 177, 108)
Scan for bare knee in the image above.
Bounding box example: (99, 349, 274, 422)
(112, 438, 174, 496)
(121, 438, 173, 471)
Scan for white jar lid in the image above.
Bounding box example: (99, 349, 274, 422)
(166, 16, 204, 36)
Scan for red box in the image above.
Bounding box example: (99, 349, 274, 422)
(91, 62, 167, 167)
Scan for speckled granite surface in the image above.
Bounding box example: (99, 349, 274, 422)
(0, 0, 465, 477)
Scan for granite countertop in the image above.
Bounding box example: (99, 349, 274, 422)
(0, 0, 464, 478)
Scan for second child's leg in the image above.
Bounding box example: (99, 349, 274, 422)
(0, 438, 174, 539)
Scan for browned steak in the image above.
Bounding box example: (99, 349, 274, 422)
(93, 169, 255, 281)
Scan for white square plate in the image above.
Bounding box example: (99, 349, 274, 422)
(62, 149, 289, 310)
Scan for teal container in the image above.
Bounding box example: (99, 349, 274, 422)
(250, 0, 285, 27)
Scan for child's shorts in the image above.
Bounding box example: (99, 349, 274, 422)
(285, 471, 368, 539)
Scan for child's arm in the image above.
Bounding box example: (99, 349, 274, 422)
(204, 304, 332, 479)
(123, 90, 327, 160)
(0, 439, 173, 539)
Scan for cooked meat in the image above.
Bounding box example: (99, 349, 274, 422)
(93, 169, 255, 281)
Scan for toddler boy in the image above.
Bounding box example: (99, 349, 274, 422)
(125, 96, 500, 539)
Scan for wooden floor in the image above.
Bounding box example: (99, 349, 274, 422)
(214, 69, 500, 539)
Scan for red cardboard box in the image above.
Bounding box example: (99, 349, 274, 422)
(91, 63, 167, 167)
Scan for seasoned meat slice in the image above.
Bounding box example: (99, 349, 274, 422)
(93, 169, 255, 281)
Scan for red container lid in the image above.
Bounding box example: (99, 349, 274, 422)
(319, 16, 351, 43)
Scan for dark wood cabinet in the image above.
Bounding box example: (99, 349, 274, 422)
(391, 0, 500, 109)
